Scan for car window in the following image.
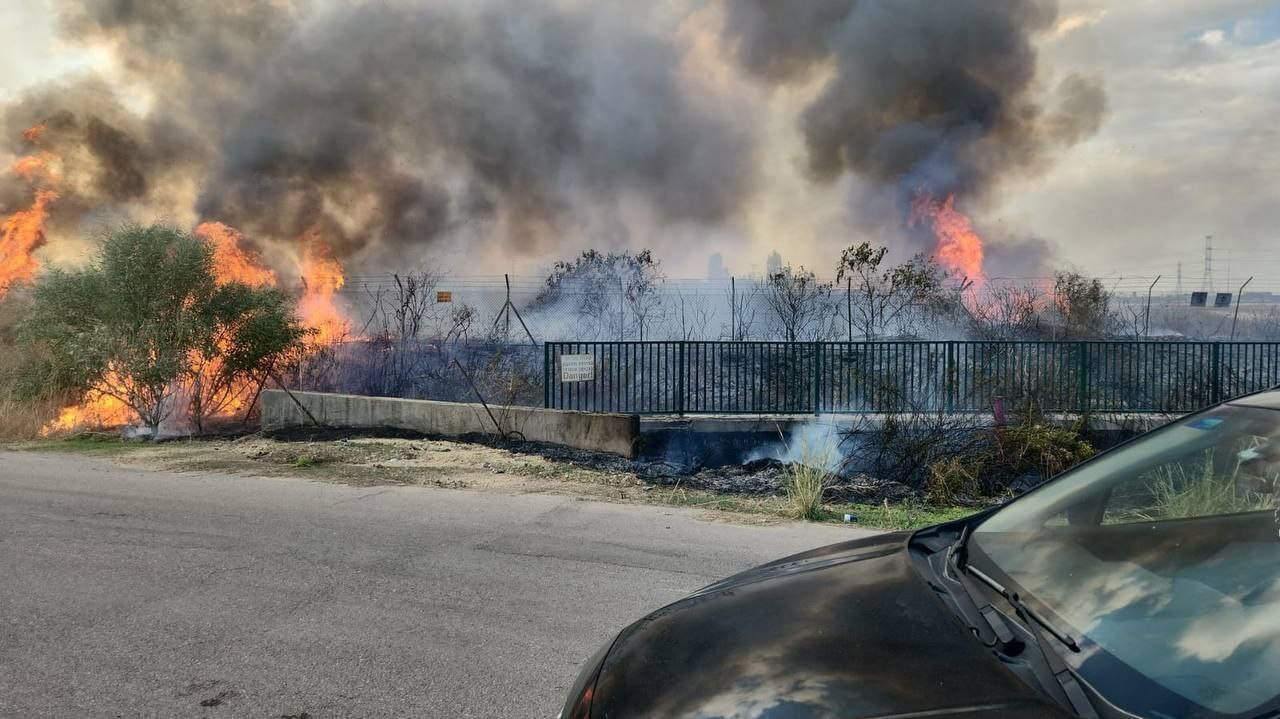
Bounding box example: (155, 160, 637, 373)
(1102, 437, 1278, 525)
(972, 405, 1280, 718)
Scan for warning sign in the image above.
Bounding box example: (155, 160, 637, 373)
(560, 354, 594, 382)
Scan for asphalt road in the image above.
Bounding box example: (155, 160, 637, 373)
(0, 451, 869, 718)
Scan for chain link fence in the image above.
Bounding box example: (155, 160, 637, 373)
(336, 274, 1280, 344)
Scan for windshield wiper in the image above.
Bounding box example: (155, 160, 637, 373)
(948, 528, 1097, 718)
(949, 526, 1080, 653)
(963, 564, 1081, 654)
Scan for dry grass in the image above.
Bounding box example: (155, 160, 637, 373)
(782, 433, 838, 521)
(924, 419, 1096, 503)
(1130, 460, 1273, 522)
(0, 290, 62, 439)
(785, 463, 830, 521)
(0, 396, 65, 440)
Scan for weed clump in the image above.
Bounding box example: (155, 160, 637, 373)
(926, 420, 1095, 504)
(782, 429, 838, 521)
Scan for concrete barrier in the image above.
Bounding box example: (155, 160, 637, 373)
(260, 390, 640, 458)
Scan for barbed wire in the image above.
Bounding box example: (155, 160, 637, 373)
(338, 271, 1280, 345)
(338, 273, 1280, 297)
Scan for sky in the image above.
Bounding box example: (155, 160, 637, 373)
(1005, 0, 1280, 292)
(1, 0, 1278, 293)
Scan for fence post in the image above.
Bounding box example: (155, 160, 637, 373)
(944, 341, 955, 413)
(730, 277, 736, 342)
(677, 341, 686, 416)
(544, 342, 552, 409)
(1211, 342, 1222, 404)
(1077, 341, 1089, 413)
(812, 342, 822, 415)
(847, 278, 853, 342)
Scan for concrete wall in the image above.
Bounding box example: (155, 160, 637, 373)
(260, 390, 640, 458)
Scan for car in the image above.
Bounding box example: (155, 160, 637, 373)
(560, 392, 1280, 718)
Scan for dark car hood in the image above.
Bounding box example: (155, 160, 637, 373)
(588, 532, 1069, 718)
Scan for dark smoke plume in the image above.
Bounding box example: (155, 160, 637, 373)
(3, 0, 1104, 277)
(723, 0, 1106, 204)
(5, 0, 754, 263)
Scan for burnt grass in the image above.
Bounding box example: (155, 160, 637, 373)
(262, 425, 923, 505)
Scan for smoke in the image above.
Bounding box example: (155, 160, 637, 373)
(4, 0, 755, 266)
(722, 0, 1107, 268)
(723, 0, 1106, 195)
(2, 0, 1105, 277)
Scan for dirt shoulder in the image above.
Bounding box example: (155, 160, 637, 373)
(10, 433, 973, 530)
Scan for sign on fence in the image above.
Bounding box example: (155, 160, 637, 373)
(436, 291, 452, 303)
(559, 353, 595, 382)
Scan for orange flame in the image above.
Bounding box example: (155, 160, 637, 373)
(909, 192, 985, 285)
(2, 124, 61, 299)
(0, 189, 58, 297)
(186, 222, 281, 427)
(195, 221, 277, 288)
(44, 222, 283, 435)
(11, 152, 60, 183)
(296, 227, 349, 344)
(41, 372, 135, 435)
(22, 123, 47, 143)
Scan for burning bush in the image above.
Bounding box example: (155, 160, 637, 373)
(19, 224, 309, 437)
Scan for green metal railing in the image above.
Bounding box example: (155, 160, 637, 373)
(543, 340, 1280, 414)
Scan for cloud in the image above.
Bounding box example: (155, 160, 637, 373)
(1000, 0, 1280, 285)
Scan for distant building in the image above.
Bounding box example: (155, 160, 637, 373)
(766, 250, 783, 276)
(707, 253, 729, 280)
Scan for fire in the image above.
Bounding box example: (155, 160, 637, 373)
(0, 189, 58, 296)
(21, 123, 46, 143)
(909, 192, 985, 285)
(195, 221, 277, 288)
(11, 152, 59, 183)
(296, 227, 349, 344)
(44, 221, 282, 435)
(43, 221, 354, 435)
(22, 129, 348, 434)
(188, 222, 279, 428)
(1, 125, 61, 299)
(40, 373, 134, 436)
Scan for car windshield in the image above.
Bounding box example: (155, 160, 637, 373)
(970, 403, 1279, 719)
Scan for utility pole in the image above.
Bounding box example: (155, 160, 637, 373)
(1202, 235, 1215, 297)
(1225, 249, 1232, 293)
(1175, 262, 1182, 296)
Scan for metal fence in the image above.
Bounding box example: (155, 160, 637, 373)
(544, 341, 1280, 414)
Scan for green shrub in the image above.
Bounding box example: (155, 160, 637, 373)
(20, 224, 308, 436)
(925, 419, 1096, 503)
(925, 456, 981, 504)
(992, 421, 1096, 481)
